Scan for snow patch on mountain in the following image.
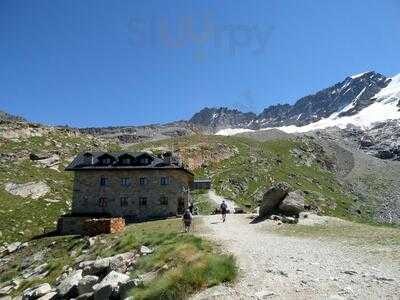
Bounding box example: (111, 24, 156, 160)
(215, 128, 254, 136)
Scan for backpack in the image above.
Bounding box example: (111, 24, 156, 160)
(183, 211, 192, 220)
(220, 202, 227, 211)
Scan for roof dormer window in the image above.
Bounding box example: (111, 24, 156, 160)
(83, 153, 93, 165)
(118, 153, 135, 165)
(98, 153, 115, 166)
(140, 158, 149, 165)
(122, 158, 131, 165)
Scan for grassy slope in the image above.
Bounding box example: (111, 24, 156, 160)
(0, 129, 120, 244)
(1, 218, 236, 300)
(129, 134, 365, 222)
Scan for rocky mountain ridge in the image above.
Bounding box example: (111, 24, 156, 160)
(0, 110, 26, 123)
(190, 71, 393, 130)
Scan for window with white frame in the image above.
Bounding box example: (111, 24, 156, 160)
(139, 177, 147, 185)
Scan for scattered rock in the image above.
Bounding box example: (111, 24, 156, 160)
(92, 271, 129, 300)
(4, 182, 50, 199)
(22, 263, 49, 279)
(35, 154, 60, 168)
(29, 152, 51, 161)
(56, 269, 83, 298)
(278, 191, 305, 215)
(77, 275, 99, 295)
(22, 283, 52, 300)
(6, 242, 21, 254)
(118, 279, 139, 299)
(76, 292, 94, 300)
(140, 246, 153, 255)
(80, 258, 110, 277)
(372, 275, 395, 282)
(342, 270, 358, 276)
(93, 285, 113, 300)
(255, 290, 276, 299)
(88, 237, 97, 247)
(269, 215, 282, 221)
(36, 292, 57, 300)
(0, 285, 13, 296)
(281, 216, 298, 224)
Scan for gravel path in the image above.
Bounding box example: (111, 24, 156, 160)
(193, 214, 400, 300)
(207, 190, 237, 213)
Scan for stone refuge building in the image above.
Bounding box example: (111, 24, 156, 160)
(65, 151, 194, 222)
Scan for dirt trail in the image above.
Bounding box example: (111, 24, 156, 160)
(193, 214, 400, 300)
(207, 190, 237, 213)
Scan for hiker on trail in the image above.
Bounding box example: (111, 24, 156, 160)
(182, 209, 193, 232)
(220, 200, 228, 222)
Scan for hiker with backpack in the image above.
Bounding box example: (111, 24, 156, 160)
(220, 200, 228, 222)
(182, 209, 193, 232)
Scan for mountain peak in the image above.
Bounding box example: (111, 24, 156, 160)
(190, 71, 395, 133)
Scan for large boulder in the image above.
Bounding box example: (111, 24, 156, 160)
(259, 182, 291, 217)
(279, 191, 305, 215)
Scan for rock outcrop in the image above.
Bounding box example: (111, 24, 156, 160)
(4, 182, 50, 199)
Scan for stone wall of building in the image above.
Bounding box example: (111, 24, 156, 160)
(71, 169, 192, 221)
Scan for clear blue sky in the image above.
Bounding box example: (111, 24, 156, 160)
(1, 0, 400, 127)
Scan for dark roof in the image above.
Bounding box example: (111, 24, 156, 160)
(65, 151, 194, 176)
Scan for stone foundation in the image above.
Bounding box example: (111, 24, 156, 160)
(57, 216, 125, 235)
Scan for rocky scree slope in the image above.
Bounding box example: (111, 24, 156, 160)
(0, 120, 120, 244)
(309, 128, 400, 224)
(79, 121, 200, 144)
